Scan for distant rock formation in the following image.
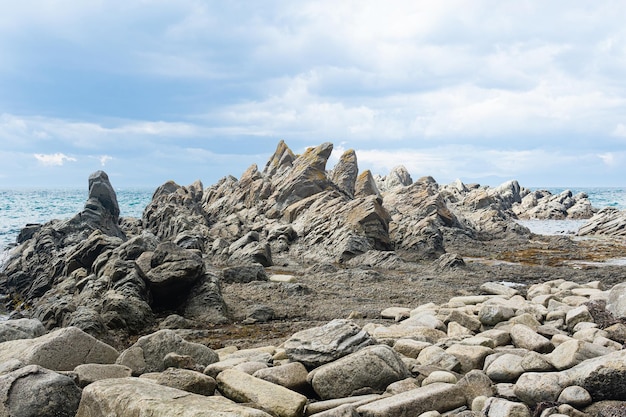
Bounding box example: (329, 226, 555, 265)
(578, 207, 626, 237)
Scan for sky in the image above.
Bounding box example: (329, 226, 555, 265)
(1, 1, 626, 189)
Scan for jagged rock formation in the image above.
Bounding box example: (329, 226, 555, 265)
(578, 207, 626, 237)
(0, 140, 605, 343)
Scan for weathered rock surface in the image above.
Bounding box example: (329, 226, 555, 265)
(116, 329, 218, 375)
(309, 344, 410, 399)
(0, 364, 82, 417)
(73, 363, 133, 388)
(0, 326, 118, 371)
(356, 383, 465, 417)
(216, 368, 307, 417)
(0, 318, 45, 343)
(76, 377, 271, 417)
(283, 319, 375, 368)
(140, 367, 217, 396)
(578, 207, 626, 237)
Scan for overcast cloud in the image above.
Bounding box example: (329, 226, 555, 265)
(1, 1, 625, 188)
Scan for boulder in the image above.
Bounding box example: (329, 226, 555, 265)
(0, 364, 82, 417)
(445, 344, 493, 373)
(549, 339, 612, 370)
(456, 370, 495, 405)
(309, 344, 411, 399)
(510, 324, 553, 353)
(140, 368, 216, 396)
(76, 377, 271, 417)
(606, 282, 626, 319)
(253, 361, 309, 393)
(356, 383, 465, 417)
(482, 397, 530, 417)
(73, 363, 133, 388)
(479, 304, 516, 326)
(222, 265, 268, 284)
(557, 385, 593, 408)
(116, 329, 218, 375)
(514, 349, 626, 404)
(0, 326, 118, 371)
(137, 242, 205, 309)
(216, 368, 307, 417)
(485, 353, 525, 382)
(283, 319, 375, 368)
(0, 318, 45, 343)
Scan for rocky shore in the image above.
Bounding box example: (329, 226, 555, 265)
(0, 140, 625, 416)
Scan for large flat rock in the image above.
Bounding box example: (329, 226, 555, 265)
(77, 377, 270, 417)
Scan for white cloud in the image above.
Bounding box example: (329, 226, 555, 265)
(99, 155, 113, 166)
(597, 152, 616, 166)
(612, 123, 626, 137)
(33, 153, 77, 166)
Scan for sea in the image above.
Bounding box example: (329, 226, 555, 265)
(0, 186, 625, 267)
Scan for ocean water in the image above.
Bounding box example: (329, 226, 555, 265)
(0, 188, 153, 254)
(0, 186, 624, 260)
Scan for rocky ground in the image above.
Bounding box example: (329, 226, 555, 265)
(198, 233, 626, 351)
(1, 140, 626, 416)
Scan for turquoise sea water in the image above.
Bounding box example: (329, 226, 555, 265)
(0, 186, 624, 257)
(0, 188, 153, 252)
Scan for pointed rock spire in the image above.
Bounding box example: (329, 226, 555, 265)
(263, 140, 296, 177)
(330, 149, 358, 198)
(87, 171, 120, 218)
(272, 142, 334, 209)
(355, 170, 381, 198)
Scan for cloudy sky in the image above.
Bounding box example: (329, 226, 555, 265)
(1, 1, 625, 189)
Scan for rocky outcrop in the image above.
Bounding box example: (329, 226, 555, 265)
(0, 140, 607, 347)
(578, 207, 626, 237)
(384, 176, 459, 259)
(330, 149, 359, 198)
(515, 189, 594, 220)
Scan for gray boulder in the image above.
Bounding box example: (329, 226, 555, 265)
(356, 383, 465, 417)
(0, 364, 82, 417)
(217, 368, 307, 417)
(606, 282, 626, 319)
(140, 368, 216, 396)
(116, 329, 218, 375)
(0, 318, 45, 343)
(137, 242, 204, 309)
(283, 319, 375, 368)
(73, 363, 133, 388)
(309, 344, 411, 400)
(514, 349, 626, 405)
(76, 377, 272, 417)
(0, 326, 119, 371)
